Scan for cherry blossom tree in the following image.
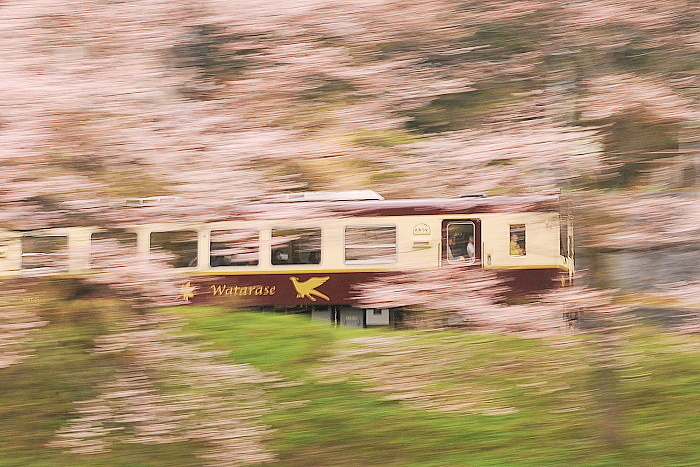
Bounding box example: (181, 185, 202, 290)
(0, 0, 697, 312)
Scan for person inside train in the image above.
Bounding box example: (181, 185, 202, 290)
(272, 248, 289, 264)
(307, 250, 321, 264)
(466, 235, 476, 263)
(448, 236, 468, 261)
(510, 233, 524, 256)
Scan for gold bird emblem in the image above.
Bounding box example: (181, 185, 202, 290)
(289, 276, 330, 302)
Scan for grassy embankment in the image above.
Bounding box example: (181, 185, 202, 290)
(1, 298, 699, 466)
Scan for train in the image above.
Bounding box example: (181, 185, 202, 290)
(0, 191, 574, 326)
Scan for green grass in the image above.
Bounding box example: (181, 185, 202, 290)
(2, 300, 700, 466)
(348, 130, 424, 148)
(172, 307, 700, 466)
(173, 307, 342, 380)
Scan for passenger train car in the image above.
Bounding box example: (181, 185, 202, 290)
(0, 191, 574, 326)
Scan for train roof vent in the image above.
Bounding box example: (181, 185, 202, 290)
(459, 192, 487, 198)
(124, 196, 179, 207)
(269, 190, 385, 202)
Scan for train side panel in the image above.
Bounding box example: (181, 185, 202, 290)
(1, 209, 572, 301)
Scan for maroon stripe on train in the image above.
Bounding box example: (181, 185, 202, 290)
(180, 268, 566, 307)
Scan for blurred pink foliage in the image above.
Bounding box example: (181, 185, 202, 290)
(85, 239, 182, 308)
(0, 0, 697, 316)
(582, 193, 700, 250)
(353, 264, 649, 335)
(353, 266, 571, 336)
(48, 313, 282, 463)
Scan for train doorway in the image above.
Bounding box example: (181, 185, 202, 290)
(442, 219, 481, 266)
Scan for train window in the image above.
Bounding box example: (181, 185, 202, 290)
(91, 231, 137, 247)
(509, 224, 526, 256)
(90, 231, 137, 266)
(210, 230, 259, 267)
(271, 228, 321, 265)
(344, 225, 397, 264)
(447, 222, 475, 264)
(150, 230, 198, 268)
(21, 234, 69, 270)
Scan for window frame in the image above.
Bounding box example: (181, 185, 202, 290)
(149, 229, 199, 269)
(89, 230, 138, 268)
(445, 221, 476, 265)
(209, 228, 260, 268)
(20, 233, 70, 271)
(509, 224, 526, 257)
(344, 224, 398, 265)
(270, 227, 323, 266)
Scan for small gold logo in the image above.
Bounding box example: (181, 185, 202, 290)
(289, 276, 330, 302)
(179, 281, 197, 302)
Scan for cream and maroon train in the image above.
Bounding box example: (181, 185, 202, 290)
(0, 191, 574, 326)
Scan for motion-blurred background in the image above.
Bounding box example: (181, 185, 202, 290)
(0, 0, 698, 465)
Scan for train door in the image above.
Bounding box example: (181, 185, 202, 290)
(441, 219, 481, 266)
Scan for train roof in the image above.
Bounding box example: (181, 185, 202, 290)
(237, 193, 561, 218)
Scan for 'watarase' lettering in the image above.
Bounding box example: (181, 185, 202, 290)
(211, 284, 276, 296)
